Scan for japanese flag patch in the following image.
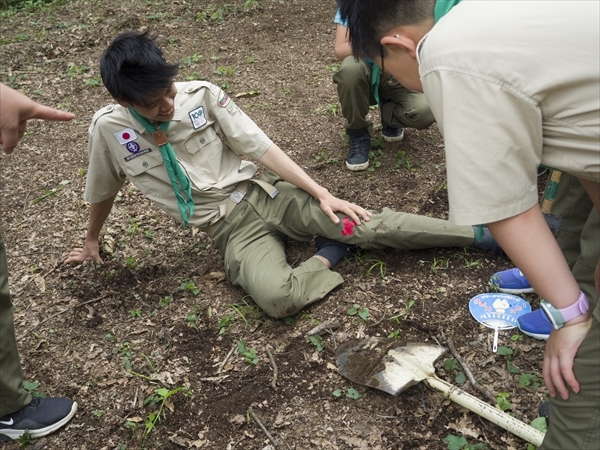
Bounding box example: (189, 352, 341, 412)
(218, 91, 231, 108)
(189, 106, 207, 130)
(114, 128, 137, 145)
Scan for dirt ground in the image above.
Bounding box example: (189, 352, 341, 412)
(1, 1, 551, 449)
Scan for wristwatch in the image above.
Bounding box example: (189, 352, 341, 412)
(540, 291, 589, 330)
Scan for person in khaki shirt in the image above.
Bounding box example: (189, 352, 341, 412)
(65, 30, 501, 319)
(337, 1, 599, 448)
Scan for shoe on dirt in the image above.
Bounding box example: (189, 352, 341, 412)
(489, 268, 534, 294)
(382, 123, 405, 142)
(517, 309, 552, 340)
(345, 129, 371, 171)
(315, 236, 359, 268)
(0, 397, 77, 442)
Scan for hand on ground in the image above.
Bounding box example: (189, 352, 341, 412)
(63, 242, 103, 265)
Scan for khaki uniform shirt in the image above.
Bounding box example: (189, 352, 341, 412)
(418, 1, 600, 225)
(85, 81, 273, 228)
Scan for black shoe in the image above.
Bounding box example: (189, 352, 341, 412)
(315, 236, 359, 268)
(0, 397, 77, 442)
(538, 400, 550, 426)
(382, 123, 405, 142)
(345, 129, 371, 171)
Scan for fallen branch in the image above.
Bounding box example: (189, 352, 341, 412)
(305, 318, 340, 337)
(446, 337, 496, 404)
(266, 348, 278, 390)
(248, 407, 279, 449)
(217, 343, 236, 374)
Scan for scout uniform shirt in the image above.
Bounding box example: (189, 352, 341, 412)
(85, 81, 273, 228)
(417, 1, 600, 226)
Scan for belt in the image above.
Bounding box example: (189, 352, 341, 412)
(205, 179, 279, 237)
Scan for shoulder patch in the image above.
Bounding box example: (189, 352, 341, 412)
(218, 91, 231, 108)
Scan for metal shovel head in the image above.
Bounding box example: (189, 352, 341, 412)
(336, 338, 448, 396)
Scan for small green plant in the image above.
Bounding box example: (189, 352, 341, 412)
(332, 388, 360, 399)
(530, 417, 548, 433)
(314, 148, 339, 164)
(326, 103, 339, 115)
(443, 358, 466, 384)
(187, 305, 202, 330)
(129, 308, 142, 318)
(309, 335, 325, 352)
(31, 180, 71, 203)
(421, 256, 450, 274)
(394, 149, 417, 171)
(214, 65, 235, 76)
(518, 373, 542, 389)
(229, 298, 263, 326)
(367, 149, 384, 172)
(237, 339, 259, 365)
(325, 63, 340, 72)
(125, 257, 138, 270)
(496, 392, 512, 411)
(498, 346, 520, 374)
(66, 63, 89, 77)
(91, 410, 104, 418)
(347, 303, 370, 321)
(84, 77, 101, 87)
(217, 313, 235, 334)
(246, 54, 259, 64)
(144, 230, 155, 241)
(158, 296, 171, 308)
(443, 434, 489, 450)
(182, 54, 204, 66)
(116, 342, 135, 370)
(22, 381, 45, 398)
(126, 218, 139, 235)
(105, 333, 116, 343)
(18, 430, 34, 447)
(106, 268, 117, 279)
(179, 279, 200, 296)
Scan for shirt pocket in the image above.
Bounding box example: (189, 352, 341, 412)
(184, 127, 220, 156)
(122, 149, 164, 177)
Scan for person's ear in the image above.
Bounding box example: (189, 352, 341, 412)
(381, 34, 418, 58)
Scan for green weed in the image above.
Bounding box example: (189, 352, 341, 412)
(237, 339, 259, 365)
(347, 303, 370, 321)
(309, 335, 325, 352)
(443, 434, 488, 450)
(332, 388, 360, 400)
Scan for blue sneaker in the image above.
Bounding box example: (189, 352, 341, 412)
(382, 123, 405, 142)
(517, 309, 552, 340)
(489, 268, 534, 294)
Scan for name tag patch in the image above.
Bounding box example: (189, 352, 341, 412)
(189, 106, 207, 130)
(115, 128, 137, 145)
(124, 148, 152, 161)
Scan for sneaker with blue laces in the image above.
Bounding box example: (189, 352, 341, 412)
(517, 308, 552, 340)
(345, 129, 371, 171)
(489, 268, 534, 294)
(0, 397, 77, 442)
(382, 123, 405, 142)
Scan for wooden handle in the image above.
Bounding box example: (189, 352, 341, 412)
(426, 376, 545, 446)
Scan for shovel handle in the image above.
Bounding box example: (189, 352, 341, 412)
(425, 377, 545, 447)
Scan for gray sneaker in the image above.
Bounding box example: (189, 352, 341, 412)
(0, 397, 77, 441)
(346, 129, 371, 171)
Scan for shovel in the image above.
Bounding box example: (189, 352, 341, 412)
(336, 338, 545, 447)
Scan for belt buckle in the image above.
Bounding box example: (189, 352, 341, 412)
(229, 189, 244, 204)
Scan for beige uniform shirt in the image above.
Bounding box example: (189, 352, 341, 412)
(85, 81, 273, 228)
(419, 1, 600, 225)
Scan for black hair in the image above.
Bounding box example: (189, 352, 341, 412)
(99, 30, 180, 107)
(338, 0, 435, 58)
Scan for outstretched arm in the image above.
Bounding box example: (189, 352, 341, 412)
(0, 83, 75, 154)
(63, 195, 117, 264)
(257, 143, 371, 225)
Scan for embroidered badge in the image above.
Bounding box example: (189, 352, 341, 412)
(218, 92, 231, 108)
(124, 148, 152, 162)
(126, 141, 141, 154)
(114, 128, 137, 145)
(189, 106, 207, 130)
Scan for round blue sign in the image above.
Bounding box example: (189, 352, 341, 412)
(126, 141, 141, 154)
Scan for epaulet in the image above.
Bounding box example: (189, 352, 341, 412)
(88, 104, 117, 135)
(180, 81, 213, 95)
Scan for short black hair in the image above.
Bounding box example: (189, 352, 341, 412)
(100, 30, 180, 107)
(338, 0, 435, 58)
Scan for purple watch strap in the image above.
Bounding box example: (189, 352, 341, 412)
(560, 291, 589, 322)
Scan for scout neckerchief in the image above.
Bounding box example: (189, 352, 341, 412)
(129, 107, 195, 228)
(434, 0, 462, 23)
(370, 62, 382, 105)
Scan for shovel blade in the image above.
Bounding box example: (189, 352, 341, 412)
(336, 338, 448, 396)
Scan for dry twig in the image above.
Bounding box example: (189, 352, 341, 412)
(266, 348, 278, 390)
(446, 337, 496, 404)
(305, 318, 340, 336)
(217, 343, 236, 374)
(248, 407, 279, 449)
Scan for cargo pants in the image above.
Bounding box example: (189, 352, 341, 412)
(213, 172, 475, 319)
(0, 232, 31, 417)
(539, 173, 600, 450)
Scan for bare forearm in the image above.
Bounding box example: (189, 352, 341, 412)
(487, 205, 583, 311)
(85, 195, 116, 243)
(257, 144, 329, 201)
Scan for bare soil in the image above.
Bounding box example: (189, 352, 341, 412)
(1, 1, 549, 449)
